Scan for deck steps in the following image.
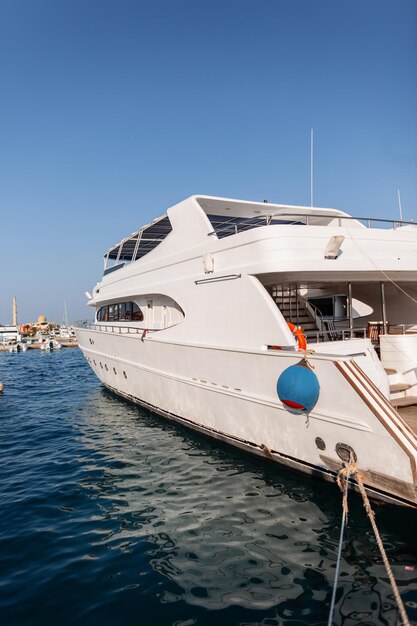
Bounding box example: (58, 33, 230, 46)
(271, 288, 318, 333)
(384, 368, 397, 375)
(391, 396, 417, 408)
(389, 382, 412, 394)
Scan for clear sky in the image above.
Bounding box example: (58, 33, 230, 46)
(1, 0, 416, 324)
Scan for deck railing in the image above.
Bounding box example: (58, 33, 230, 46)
(304, 328, 368, 343)
(74, 322, 162, 335)
(208, 213, 417, 238)
(386, 324, 417, 335)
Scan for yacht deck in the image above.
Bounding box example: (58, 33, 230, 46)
(397, 405, 417, 435)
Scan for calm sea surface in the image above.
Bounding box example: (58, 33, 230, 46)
(1, 349, 417, 626)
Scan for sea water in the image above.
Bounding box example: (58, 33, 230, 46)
(0, 349, 416, 626)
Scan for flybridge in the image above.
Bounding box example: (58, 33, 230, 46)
(103, 196, 353, 273)
(102, 195, 416, 274)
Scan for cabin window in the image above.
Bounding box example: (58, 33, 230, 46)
(132, 303, 143, 321)
(96, 301, 144, 323)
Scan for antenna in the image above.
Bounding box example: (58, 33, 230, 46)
(310, 128, 314, 207)
(397, 189, 403, 222)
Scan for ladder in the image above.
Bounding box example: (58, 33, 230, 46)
(270, 285, 318, 337)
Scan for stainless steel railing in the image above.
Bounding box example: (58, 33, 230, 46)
(387, 324, 417, 335)
(305, 328, 367, 343)
(74, 322, 163, 335)
(208, 212, 417, 238)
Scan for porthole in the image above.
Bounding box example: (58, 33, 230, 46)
(315, 437, 326, 451)
(123, 371, 127, 379)
(100, 362, 103, 369)
(93, 359, 96, 365)
(113, 367, 117, 375)
(335, 442, 357, 463)
(105, 364, 108, 371)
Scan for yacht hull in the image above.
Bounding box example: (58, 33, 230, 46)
(76, 327, 417, 507)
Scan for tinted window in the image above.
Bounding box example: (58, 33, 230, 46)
(125, 302, 132, 321)
(132, 303, 143, 321)
(97, 302, 143, 323)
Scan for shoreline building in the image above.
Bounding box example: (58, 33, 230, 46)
(0, 296, 21, 344)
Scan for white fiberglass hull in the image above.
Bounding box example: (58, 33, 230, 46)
(76, 327, 417, 507)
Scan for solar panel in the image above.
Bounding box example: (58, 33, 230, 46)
(106, 216, 172, 261)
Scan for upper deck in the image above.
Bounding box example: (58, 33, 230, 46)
(103, 195, 417, 274)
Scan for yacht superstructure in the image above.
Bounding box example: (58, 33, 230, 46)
(76, 195, 417, 507)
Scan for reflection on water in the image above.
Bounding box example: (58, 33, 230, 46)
(77, 384, 417, 622)
(1, 350, 417, 626)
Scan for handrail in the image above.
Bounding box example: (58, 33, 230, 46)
(305, 328, 367, 343)
(74, 322, 164, 335)
(385, 324, 417, 335)
(273, 213, 417, 228)
(207, 212, 417, 237)
(304, 299, 326, 335)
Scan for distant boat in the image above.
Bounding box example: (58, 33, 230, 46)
(9, 342, 27, 353)
(54, 326, 76, 340)
(76, 194, 417, 508)
(41, 339, 62, 352)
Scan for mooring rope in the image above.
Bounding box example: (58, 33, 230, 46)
(327, 464, 352, 626)
(329, 462, 411, 626)
(354, 471, 411, 626)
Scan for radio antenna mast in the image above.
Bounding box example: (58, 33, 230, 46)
(397, 189, 403, 222)
(310, 128, 314, 207)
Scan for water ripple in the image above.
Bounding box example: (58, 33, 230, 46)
(0, 349, 417, 626)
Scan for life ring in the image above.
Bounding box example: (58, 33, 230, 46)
(287, 322, 307, 350)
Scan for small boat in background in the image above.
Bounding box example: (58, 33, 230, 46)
(41, 339, 62, 352)
(9, 342, 27, 353)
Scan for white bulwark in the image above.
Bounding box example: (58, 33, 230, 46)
(75, 195, 417, 507)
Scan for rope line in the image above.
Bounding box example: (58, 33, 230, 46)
(354, 472, 411, 626)
(327, 465, 351, 626)
(330, 462, 411, 626)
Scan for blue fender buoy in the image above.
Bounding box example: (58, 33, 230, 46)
(277, 362, 320, 413)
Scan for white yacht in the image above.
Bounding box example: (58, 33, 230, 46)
(75, 195, 417, 507)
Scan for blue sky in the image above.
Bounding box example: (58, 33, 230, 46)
(1, 0, 416, 323)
